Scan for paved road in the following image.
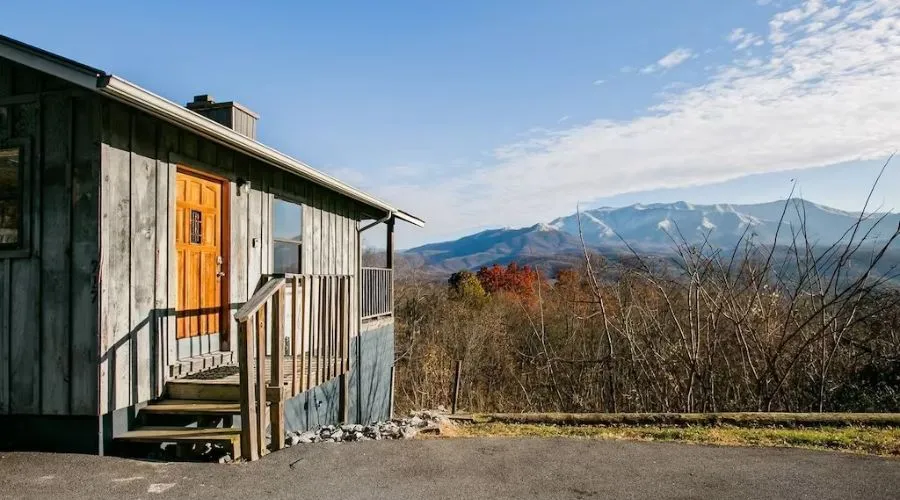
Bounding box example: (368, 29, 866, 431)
(1, 439, 898, 499)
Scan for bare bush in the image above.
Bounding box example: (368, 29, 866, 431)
(394, 186, 900, 414)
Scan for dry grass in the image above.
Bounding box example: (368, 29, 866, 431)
(453, 422, 900, 457)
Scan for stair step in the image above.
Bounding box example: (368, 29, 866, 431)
(166, 380, 241, 401)
(142, 399, 241, 416)
(115, 426, 242, 459)
(117, 426, 242, 442)
(165, 379, 284, 402)
(170, 352, 235, 379)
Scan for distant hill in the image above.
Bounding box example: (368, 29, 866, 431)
(405, 200, 900, 274)
(406, 223, 586, 273)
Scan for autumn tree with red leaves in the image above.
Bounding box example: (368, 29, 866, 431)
(476, 262, 541, 298)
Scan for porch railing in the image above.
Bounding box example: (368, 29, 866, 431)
(361, 267, 393, 319)
(233, 273, 351, 461)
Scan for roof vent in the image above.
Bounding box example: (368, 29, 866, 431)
(186, 94, 259, 140)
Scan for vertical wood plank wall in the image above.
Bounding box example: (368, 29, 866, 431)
(0, 56, 373, 420)
(98, 99, 366, 415)
(299, 183, 360, 343)
(0, 58, 100, 417)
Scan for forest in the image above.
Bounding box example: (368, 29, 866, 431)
(391, 198, 900, 414)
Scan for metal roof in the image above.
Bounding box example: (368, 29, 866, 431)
(0, 34, 423, 227)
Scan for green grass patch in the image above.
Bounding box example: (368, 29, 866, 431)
(455, 422, 900, 457)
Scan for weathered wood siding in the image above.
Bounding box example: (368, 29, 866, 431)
(232, 108, 256, 140)
(98, 99, 369, 414)
(0, 58, 100, 417)
(297, 180, 360, 341)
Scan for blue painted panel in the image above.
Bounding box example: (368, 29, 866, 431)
(283, 320, 394, 432)
(350, 322, 394, 424)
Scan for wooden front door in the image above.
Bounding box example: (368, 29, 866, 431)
(176, 169, 225, 350)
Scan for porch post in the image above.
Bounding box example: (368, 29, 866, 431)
(386, 216, 395, 419)
(386, 217, 395, 269)
(386, 216, 395, 312)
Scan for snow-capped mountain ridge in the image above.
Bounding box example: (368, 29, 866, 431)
(405, 200, 900, 272)
(546, 200, 886, 249)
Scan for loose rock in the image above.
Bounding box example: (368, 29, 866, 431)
(283, 409, 455, 445)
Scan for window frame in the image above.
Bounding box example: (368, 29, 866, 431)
(272, 197, 303, 275)
(0, 137, 31, 259)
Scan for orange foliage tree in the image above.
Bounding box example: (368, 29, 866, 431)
(476, 262, 541, 298)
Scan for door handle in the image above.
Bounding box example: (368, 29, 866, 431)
(216, 256, 226, 279)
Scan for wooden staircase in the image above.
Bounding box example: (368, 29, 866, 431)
(114, 380, 254, 461)
(115, 274, 352, 462)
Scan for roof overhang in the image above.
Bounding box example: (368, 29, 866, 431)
(0, 34, 103, 89)
(0, 34, 424, 227)
(394, 209, 425, 227)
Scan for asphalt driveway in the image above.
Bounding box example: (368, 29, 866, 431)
(1, 438, 898, 499)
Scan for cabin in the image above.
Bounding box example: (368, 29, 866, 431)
(0, 34, 422, 461)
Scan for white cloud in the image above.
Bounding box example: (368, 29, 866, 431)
(640, 47, 695, 74)
(728, 28, 765, 50)
(557, 115, 570, 124)
(658, 47, 695, 68)
(364, 0, 900, 245)
(592, 79, 605, 85)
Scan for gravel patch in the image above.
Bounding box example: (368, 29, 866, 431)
(285, 410, 455, 446)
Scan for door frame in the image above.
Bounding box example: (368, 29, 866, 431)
(174, 163, 232, 353)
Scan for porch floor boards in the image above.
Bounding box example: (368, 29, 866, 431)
(169, 355, 347, 391)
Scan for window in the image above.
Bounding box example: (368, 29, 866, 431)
(273, 198, 302, 274)
(190, 210, 203, 244)
(0, 146, 22, 248)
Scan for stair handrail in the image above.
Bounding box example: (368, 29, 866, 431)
(233, 273, 353, 462)
(234, 276, 287, 461)
(234, 277, 285, 321)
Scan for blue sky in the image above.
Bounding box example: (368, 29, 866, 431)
(3, 0, 898, 247)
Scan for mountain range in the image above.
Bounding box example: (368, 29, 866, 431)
(405, 200, 900, 273)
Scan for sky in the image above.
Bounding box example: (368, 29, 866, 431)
(3, 0, 899, 248)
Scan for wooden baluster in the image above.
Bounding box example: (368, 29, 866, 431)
(330, 276, 337, 379)
(335, 277, 340, 374)
(292, 276, 300, 397)
(256, 303, 267, 457)
(313, 277, 321, 386)
(340, 277, 348, 373)
(334, 276, 340, 377)
(309, 276, 319, 388)
(270, 288, 285, 451)
(328, 276, 334, 380)
(336, 277, 341, 375)
(322, 277, 328, 382)
(326, 277, 331, 380)
(316, 278, 328, 385)
(303, 276, 311, 393)
(237, 317, 259, 461)
(339, 276, 347, 422)
(321, 277, 327, 382)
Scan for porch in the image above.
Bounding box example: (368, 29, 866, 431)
(115, 268, 394, 461)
